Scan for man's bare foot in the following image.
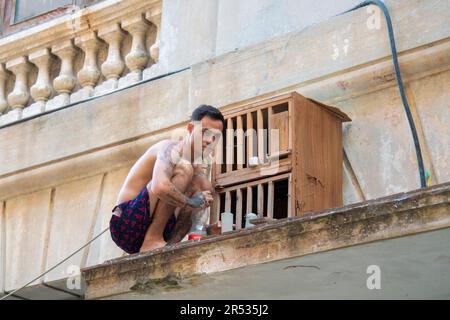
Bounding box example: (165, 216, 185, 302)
(139, 239, 167, 253)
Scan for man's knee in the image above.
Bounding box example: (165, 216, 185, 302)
(172, 163, 194, 191)
(173, 163, 194, 179)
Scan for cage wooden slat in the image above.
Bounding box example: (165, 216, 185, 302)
(214, 131, 223, 175)
(218, 172, 291, 193)
(257, 109, 264, 165)
(246, 186, 253, 214)
(237, 115, 244, 170)
(268, 107, 273, 156)
(213, 192, 220, 224)
(246, 112, 254, 167)
(267, 181, 274, 219)
(225, 190, 231, 213)
(236, 188, 243, 230)
(257, 184, 264, 217)
(226, 118, 234, 173)
(288, 173, 293, 217)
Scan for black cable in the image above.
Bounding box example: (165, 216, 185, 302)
(339, 0, 427, 188)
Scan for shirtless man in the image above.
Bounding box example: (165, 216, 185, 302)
(110, 105, 224, 254)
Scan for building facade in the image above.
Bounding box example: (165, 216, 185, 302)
(0, 0, 449, 299)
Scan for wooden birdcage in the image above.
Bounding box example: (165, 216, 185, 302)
(211, 92, 351, 229)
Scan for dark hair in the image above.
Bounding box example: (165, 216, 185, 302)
(191, 104, 225, 126)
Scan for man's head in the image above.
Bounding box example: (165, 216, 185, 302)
(187, 105, 224, 158)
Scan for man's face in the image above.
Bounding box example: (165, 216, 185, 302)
(188, 116, 223, 158)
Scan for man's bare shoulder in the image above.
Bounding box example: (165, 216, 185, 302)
(153, 139, 182, 163)
(132, 140, 174, 170)
(141, 139, 173, 157)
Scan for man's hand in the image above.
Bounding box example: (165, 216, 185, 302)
(201, 190, 214, 208)
(187, 191, 213, 209)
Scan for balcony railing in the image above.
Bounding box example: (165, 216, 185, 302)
(0, 0, 162, 126)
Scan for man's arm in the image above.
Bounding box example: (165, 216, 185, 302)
(167, 167, 216, 244)
(150, 142, 210, 209)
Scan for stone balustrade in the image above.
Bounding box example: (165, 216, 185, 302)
(0, 0, 162, 126)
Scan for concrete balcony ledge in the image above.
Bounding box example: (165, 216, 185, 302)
(82, 182, 450, 299)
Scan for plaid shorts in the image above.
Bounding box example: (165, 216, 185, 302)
(109, 186, 176, 254)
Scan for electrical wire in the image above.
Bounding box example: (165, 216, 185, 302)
(338, 0, 427, 188)
(0, 227, 109, 300)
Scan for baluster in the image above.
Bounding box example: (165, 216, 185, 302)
(143, 9, 161, 80)
(6, 56, 32, 121)
(46, 40, 78, 111)
(71, 32, 102, 102)
(96, 23, 126, 95)
(0, 64, 9, 115)
(26, 48, 54, 118)
(119, 15, 150, 87)
(145, 9, 161, 64)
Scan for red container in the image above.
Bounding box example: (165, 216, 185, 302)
(188, 233, 204, 241)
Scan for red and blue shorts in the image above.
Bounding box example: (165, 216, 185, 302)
(109, 186, 176, 254)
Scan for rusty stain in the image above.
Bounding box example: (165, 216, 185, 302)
(337, 80, 350, 90)
(296, 200, 305, 211)
(306, 173, 325, 188)
(374, 72, 395, 84)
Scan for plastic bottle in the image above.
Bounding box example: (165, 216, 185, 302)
(245, 212, 257, 228)
(188, 209, 209, 240)
(221, 212, 233, 233)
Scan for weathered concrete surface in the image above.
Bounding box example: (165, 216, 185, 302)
(408, 71, 450, 184)
(1, 283, 80, 300)
(190, 0, 450, 109)
(338, 86, 419, 199)
(82, 182, 450, 299)
(214, 0, 360, 56)
(157, 0, 363, 72)
(0, 69, 190, 178)
(157, 0, 219, 73)
(4, 189, 52, 291)
(86, 166, 131, 267)
(337, 69, 450, 200)
(105, 227, 450, 300)
(44, 175, 103, 283)
(343, 156, 365, 205)
(0, 130, 170, 201)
